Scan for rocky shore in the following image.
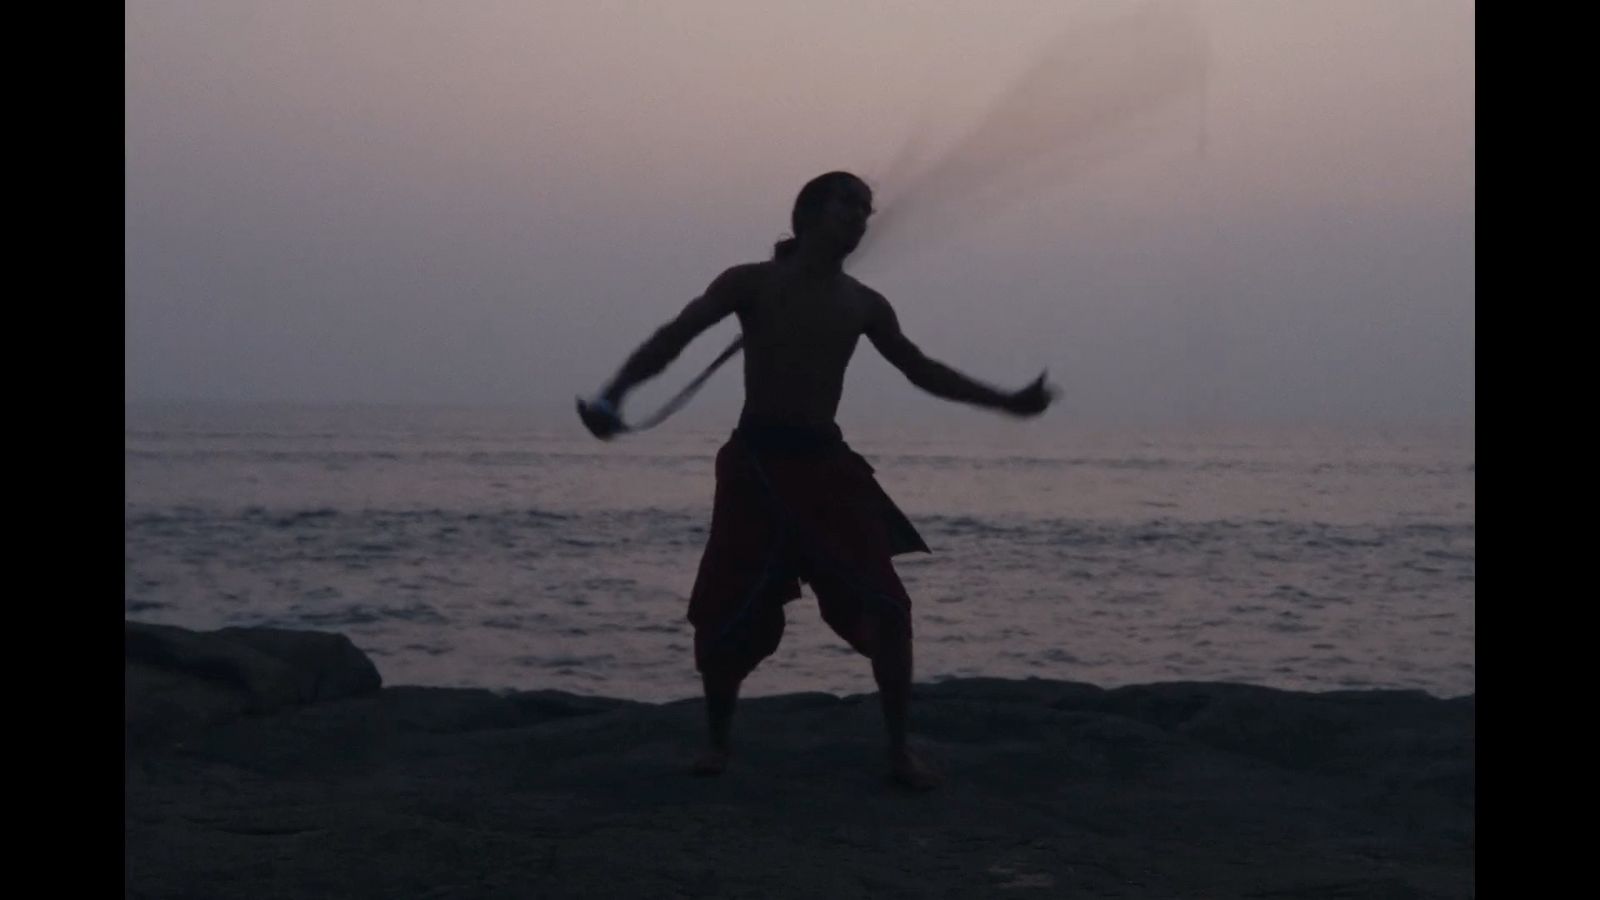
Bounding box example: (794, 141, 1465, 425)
(126, 621, 1473, 898)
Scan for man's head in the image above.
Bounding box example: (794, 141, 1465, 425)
(774, 171, 874, 261)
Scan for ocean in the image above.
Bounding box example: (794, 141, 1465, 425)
(125, 402, 1474, 701)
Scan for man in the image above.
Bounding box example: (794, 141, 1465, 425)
(582, 171, 1054, 789)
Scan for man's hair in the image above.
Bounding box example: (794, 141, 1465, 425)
(772, 171, 868, 260)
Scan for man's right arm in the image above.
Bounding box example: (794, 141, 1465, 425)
(599, 264, 755, 409)
(863, 291, 1052, 416)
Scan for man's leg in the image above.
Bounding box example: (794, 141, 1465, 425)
(691, 599, 786, 776)
(692, 666, 741, 775)
(814, 568, 942, 790)
(871, 624, 940, 790)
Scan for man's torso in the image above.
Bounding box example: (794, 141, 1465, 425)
(733, 261, 876, 426)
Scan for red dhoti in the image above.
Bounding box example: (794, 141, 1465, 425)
(687, 420, 930, 682)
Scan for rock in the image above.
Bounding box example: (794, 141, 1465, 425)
(125, 620, 382, 749)
(125, 628, 1474, 899)
(213, 624, 382, 704)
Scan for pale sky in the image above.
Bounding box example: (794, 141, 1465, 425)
(125, 1, 1474, 430)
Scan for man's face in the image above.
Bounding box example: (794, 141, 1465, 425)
(818, 180, 873, 255)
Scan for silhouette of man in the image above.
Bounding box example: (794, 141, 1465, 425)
(584, 171, 1054, 788)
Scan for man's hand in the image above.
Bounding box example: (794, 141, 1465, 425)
(576, 395, 627, 441)
(1002, 372, 1056, 417)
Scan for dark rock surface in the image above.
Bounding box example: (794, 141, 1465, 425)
(125, 623, 1472, 899)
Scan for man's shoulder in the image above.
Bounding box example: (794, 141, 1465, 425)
(713, 261, 775, 290)
(842, 274, 891, 319)
(699, 262, 773, 311)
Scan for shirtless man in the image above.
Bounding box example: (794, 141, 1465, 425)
(582, 171, 1054, 789)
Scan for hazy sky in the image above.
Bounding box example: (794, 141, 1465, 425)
(126, 1, 1473, 430)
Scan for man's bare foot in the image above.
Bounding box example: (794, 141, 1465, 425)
(888, 749, 941, 791)
(691, 747, 730, 776)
